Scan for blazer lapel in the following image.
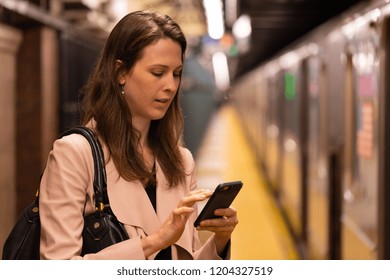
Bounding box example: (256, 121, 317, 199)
(105, 157, 195, 255)
(155, 160, 185, 221)
(106, 159, 160, 236)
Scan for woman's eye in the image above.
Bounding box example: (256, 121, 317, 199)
(173, 71, 182, 77)
(152, 72, 163, 77)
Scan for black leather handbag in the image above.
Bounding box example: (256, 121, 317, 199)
(2, 126, 129, 259)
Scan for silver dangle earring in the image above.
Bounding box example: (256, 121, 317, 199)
(120, 84, 125, 95)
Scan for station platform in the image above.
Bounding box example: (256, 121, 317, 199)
(195, 104, 299, 260)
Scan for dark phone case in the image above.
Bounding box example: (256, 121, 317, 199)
(194, 181, 243, 227)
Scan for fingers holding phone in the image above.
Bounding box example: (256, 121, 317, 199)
(196, 205, 239, 257)
(196, 206, 238, 231)
(194, 181, 242, 228)
(194, 181, 242, 257)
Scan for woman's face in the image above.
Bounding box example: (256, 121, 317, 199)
(119, 38, 183, 125)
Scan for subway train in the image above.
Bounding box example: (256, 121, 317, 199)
(230, 0, 390, 260)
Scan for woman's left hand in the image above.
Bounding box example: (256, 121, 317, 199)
(196, 207, 238, 255)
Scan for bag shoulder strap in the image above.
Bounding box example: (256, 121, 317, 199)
(60, 126, 109, 212)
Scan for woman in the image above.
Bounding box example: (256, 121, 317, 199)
(39, 11, 238, 260)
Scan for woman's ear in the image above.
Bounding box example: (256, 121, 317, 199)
(116, 59, 123, 69)
(116, 59, 126, 85)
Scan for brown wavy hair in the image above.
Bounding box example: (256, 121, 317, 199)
(80, 11, 187, 186)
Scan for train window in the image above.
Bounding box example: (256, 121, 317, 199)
(283, 69, 301, 137)
(284, 72, 296, 101)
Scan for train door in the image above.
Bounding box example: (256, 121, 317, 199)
(305, 55, 330, 259)
(378, 17, 390, 260)
(255, 73, 267, 161)
(279, 62, 307, 244)
(341, 20, 382, 259)
(247, 75, 261, 152)
(265, 72, 283, 194)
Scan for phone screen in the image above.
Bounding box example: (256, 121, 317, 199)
(194, 181, 242, 227)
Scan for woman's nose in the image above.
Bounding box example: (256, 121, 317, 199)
(164, 74, 179, 93)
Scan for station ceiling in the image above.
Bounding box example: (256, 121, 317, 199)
(118, 0, 368, 79)
(1, 0, 368, 80)
(234, 0, 367, 79)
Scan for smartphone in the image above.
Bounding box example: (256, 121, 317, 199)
(194, 180, 243, 227)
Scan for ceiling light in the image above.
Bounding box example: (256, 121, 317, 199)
(203, 0, 225, 39)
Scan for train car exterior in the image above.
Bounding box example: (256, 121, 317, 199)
(232, 0, 390, 259)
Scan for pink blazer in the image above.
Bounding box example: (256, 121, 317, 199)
(39, 132, 228, 260)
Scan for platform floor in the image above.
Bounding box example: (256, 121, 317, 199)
(195, 104, 299, 260)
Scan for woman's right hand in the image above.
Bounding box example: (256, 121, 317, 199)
(141, 189, 212, 258)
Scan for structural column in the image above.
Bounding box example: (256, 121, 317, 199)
(0, 23, 22, 253)
(16, 27, 59, 216)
